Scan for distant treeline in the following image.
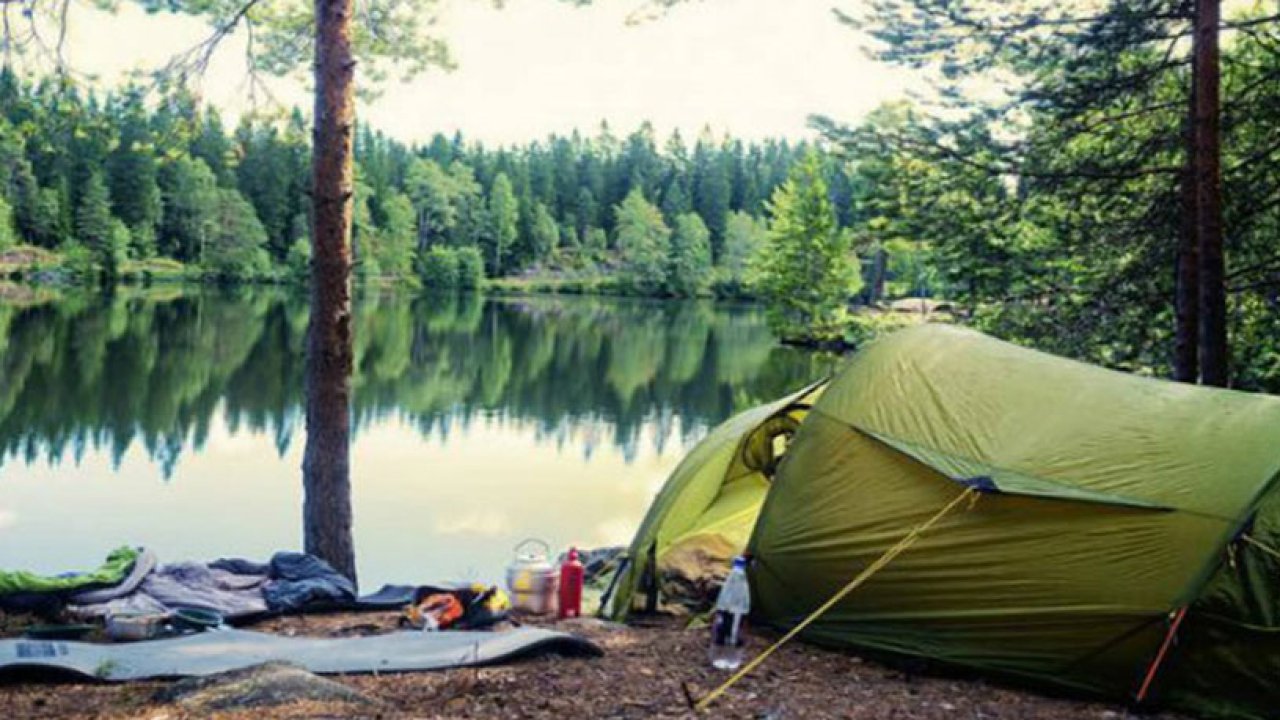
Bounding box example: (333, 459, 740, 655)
(0, 67, 861, 291)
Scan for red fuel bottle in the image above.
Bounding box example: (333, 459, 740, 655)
(558, 547, 584, 619)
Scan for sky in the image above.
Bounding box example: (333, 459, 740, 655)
(52, 0, 921, 146)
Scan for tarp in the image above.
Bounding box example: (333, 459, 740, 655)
(0, 628, 601, 681)
(618, 324, 1280, 720)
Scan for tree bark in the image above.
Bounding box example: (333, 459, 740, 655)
(1173, 66, 1199, 383)
(1194, 0, 1228, 386)
(302, 0, 358, 585)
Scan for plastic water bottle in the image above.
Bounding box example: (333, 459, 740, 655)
(709, 556, 750, 670)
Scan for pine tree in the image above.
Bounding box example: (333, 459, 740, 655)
(106, 91, 162, 237)
(692, 134, 731, 259)
(753, 153, 862, 342)
(74, 171, 114, 257)
(191, 108, 235, 187)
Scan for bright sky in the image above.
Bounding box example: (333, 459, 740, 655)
(53, 0, 920, 145)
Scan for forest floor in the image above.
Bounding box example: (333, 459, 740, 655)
(0, 611, 1183, 720)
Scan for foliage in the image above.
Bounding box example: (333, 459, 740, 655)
(483, 173, 519, 276)
(530, 202, 560, 262)
(455, 246, 485, 290)
(416, 245, 485, 291)
(719, 210, 767, 291)
(752, 153, 863, 342)
(0, 196, 16, 251)
(613, 189, 671, 295)
(0, 68, 841, 292)
(206, 190, 272, 280)
(842, 309, 929, 348)
(286, 236, 312, 279)
(832, 1, 1280, 389)
(667, 213, 712, 297)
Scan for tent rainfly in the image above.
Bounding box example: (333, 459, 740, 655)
(606, 324, 1280, 720)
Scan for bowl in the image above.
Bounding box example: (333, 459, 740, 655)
(171, 607, 223, 631)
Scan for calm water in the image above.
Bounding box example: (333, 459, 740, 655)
(0, 287, 830, 590)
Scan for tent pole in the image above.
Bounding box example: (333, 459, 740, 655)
(1135, 607, 1189, 704)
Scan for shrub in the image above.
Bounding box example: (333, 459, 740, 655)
(455, 246, 485, 289)
(418, 245, 461, 290)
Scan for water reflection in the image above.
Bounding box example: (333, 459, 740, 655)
(0, 287, 832, 584)
(0, 287, 828, 474)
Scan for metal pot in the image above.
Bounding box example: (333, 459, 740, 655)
(506, 538, 559, 615)
(105, 612, 167, 642)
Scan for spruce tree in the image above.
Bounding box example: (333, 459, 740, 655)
(753, 153, 862, 342)
(74, 171, 114, 258)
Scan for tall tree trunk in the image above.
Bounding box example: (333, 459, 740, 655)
(1194, 0, 1228, 386)
(1174, 68, 1199, 383)
(302, 0, 358, 585)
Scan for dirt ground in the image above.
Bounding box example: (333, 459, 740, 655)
(0, 611, 1182, 720)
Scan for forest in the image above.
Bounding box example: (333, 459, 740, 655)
(1, 2, 1278, 396)
(0, 67, 846, 295)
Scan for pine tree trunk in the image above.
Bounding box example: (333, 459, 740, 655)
(1174, 73, 1199, 383)
(1194, 0, 1228, 386)
(302, 0, 358, 585)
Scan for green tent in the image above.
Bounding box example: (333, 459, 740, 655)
(609, 324, 1280, 719)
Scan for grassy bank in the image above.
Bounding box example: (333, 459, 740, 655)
(0, 245, 290, 286)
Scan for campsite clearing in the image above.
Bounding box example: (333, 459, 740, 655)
(0, 612, 1183, 719)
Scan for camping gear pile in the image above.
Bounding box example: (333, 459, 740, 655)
(0, 548, 357, 623)
(0, 549, 518, 641)
(606, 324, 1280, 720)
(502, 540, 587, 618)
(0, 549, 601, 683)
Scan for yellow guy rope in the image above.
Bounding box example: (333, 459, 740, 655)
(694, 486, 980, 713)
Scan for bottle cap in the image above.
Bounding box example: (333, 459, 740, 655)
(731, 556, 747, 570)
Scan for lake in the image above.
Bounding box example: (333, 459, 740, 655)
(0, 287, 831, 590)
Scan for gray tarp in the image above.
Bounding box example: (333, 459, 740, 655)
(0, 628, 601, 681)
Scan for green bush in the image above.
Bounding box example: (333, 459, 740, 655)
(418, 245, 461, 290)
(842, 311, 934, 348)
(286, 237, 312, 280)
(416, 245, 486, 291)
(59, 242, 97, 279)
(455, 246, 485, 289)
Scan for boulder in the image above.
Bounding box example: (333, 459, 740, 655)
(152, 661, 376, 711)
